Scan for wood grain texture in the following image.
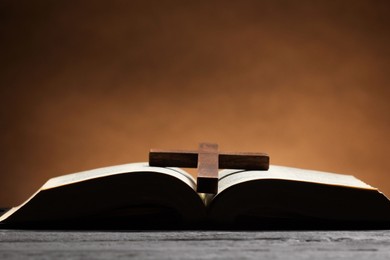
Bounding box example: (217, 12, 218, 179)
(1, 230, 389, 259)
(196, 143, 219, 194)
(149, 150, 269, 170)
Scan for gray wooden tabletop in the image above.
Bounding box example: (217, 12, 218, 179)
(1, 230, 389, 259)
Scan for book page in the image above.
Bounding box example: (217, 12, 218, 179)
(42, 162, 196, 190)
(0, 163, 198, 223)
(0, 163, 204, 224)
(218, 165, 374, 194)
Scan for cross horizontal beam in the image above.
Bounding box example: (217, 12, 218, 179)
(149, 150, 269, 170)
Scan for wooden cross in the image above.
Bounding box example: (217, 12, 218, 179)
(149, 143, 269, 194)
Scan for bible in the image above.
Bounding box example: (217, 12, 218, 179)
(1, 162, 390, 229)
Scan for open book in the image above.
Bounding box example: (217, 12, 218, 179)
(1, 163, 390, 229)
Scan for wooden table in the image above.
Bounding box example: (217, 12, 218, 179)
(1, 230, 389, 259)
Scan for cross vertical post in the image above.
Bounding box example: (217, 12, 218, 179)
(196, 143, 219, 194)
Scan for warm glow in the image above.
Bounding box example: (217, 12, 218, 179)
(1, 1, 389, 206)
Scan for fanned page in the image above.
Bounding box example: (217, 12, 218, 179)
(43, 162, 196, 190)
(218, 165, 375, 193)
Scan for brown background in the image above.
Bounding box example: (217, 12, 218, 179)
(1, 0, 389, 207)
